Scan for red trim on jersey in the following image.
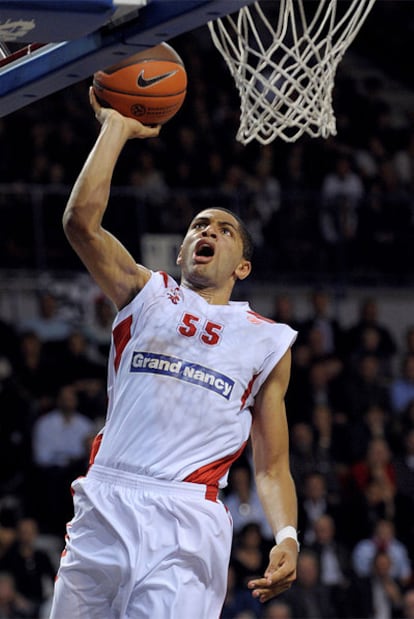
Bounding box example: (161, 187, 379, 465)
(247, 310, 275, 324)
(113, 314, 132, 372)
(160, 271, 169, 287)
(241, 373, 259, 410)
(184, 442, 247, 500)
(88, 432, 103, 467)
(205, 485, 219, 502)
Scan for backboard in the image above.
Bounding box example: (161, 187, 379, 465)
(0, 0, 255, 117)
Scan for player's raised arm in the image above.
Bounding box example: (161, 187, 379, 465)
(248, 349, 299, 603)
(63, 88, 161, 310)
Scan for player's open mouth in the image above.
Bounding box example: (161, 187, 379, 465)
(194, 241, 215, 262)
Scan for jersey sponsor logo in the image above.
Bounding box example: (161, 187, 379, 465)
(130, 351, 234, 399)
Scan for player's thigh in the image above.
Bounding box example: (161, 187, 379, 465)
(50, 484, 126, 619)
(49, 571, 118, 619)
(126, 497, 232, 619)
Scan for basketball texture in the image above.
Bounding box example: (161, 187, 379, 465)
(93, 43, 187, 125)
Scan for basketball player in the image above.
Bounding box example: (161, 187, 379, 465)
(49, 88, 299, 619)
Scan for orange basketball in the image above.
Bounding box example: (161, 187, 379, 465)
(93, 43, 187, 125)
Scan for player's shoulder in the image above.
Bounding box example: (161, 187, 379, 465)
(244, 308, 276, 325)
(242, 307, 294, 331)
(121, 270, 179, 308)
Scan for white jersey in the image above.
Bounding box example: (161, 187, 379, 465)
(93, 271, 297, 488)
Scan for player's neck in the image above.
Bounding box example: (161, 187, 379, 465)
(181, 281, 231, 305)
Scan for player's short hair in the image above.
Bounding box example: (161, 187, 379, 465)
(212, 207, 254, 262)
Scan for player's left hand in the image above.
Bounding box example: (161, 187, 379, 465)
(247, 539, 298, 603)
(89, 87, 161, 140)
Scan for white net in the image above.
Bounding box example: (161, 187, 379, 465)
(208, 0, 377, 144)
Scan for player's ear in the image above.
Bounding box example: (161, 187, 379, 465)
(235, 259, 251, 281)
(176, 245, 183, 265)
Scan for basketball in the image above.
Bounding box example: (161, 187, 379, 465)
(92, 43, 187, 125)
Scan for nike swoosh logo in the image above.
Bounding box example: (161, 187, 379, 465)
(137, 69, 178, 88)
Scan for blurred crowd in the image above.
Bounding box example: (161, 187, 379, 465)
(1, 24, 414, 282)
(0, 286, 413, 618)
(221, 288, 414, 619)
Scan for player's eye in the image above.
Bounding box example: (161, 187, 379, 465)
(222, 227, 232, 236)
(193, 222, 206, 229)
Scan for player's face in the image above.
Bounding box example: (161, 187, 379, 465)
(177, 209, 251, 290)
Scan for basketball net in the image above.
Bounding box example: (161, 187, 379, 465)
(208, 0, 377, 144)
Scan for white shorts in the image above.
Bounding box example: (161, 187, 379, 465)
(49, 464, 233, 619)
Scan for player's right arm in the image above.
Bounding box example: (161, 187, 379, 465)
(63, 88, 161, 310)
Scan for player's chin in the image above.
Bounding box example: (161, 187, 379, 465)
(188, 263, 212, 278)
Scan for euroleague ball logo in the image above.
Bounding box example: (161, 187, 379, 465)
(131, 104, 146, 117)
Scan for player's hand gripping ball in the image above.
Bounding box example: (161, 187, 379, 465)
(93, 42, 187, 126)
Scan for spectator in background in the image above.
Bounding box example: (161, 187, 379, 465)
(352, 519, 412, 587)
(341, 354, 391, 420)
(401, 589, 414, 619)
(18, 292, 73, 347)
(394, 427, 414, 506)
(285, 344, 313, 425)
(345, 434, 409, 545)
(299, 360, 338, 423)
(251, 157, 282, 267)
(400, 400, 414, 435)
(393, 130, 414, 189)
(309, 404, 348, 496)
(0, 518, 56, 614)
(319, 155, 365, 272)
(251, 156, 281, 228)
(349, 404, 396, 463)
(0, 310, 18, 368)
(0, 510, 17, 563)
(345, 297, 397, 365)
(224, 462, 273, 542)
(403, 326, 414, 356)
(55, 330, 105, 383)
(351, 324, 395, 378)
(32, 384, 94, 468)
(374, 159, 412, 274)
(297, 471, 343, 546)
(357, 177, 396, 273)
(230, 523, 270, 593)
(82, 295, 115, 366)
(307, 514, 353, 618)
(390, 354, 414, 416)
(289, 423, 320, 489)
(355, 135, 388, 183)
(270, 294, 301, 333)
(31, 384, 94, 534)
(53, 330, 106, 419)
(260, 600, 293, 619)
(128, 151, 169, 207)
(221, 563, 261, 619)
(349, 550, 403, 619)
(393, 428, 414, 556)
(12, 331, 57, 415)
(345, 478, 398, 547)
(282, 549, 335, 619)
(0, 367, 32, 502)
(0, 571, 35, 619)
(301, 288, 344, 357)
(348, 437, 396, 498)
